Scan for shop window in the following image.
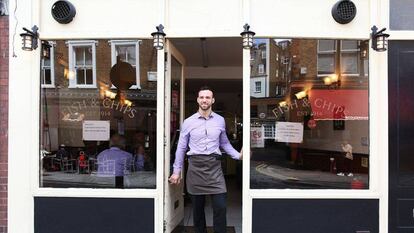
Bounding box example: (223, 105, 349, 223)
(251, 38, 369, 190)
(41, 42, 55, 88)
(67, 41, 97, 88)
(40, 39, 157, 189)
(109, 40, 141, 89)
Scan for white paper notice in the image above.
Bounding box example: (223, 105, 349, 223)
(251, 126, 265, 148)
(275, 122, 304, 143)
(83, 121, 110, 141)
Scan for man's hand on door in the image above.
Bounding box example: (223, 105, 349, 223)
(168, 174, 181, 185)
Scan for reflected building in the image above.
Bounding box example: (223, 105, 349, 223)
(40, 39, 158, 189)
(250, 38, 370, 189)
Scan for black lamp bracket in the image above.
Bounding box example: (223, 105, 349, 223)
(22, 25, 39, 49)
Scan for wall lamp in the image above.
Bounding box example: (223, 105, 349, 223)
(151, 24, 166, 50)
(323, 74, 341, 88)
(240, 23, 255, 49)
(20, 26, 39, 51)
(371, 26, 390, 52)
(41, 41, 52, 58)
(295, 90, 307, 100)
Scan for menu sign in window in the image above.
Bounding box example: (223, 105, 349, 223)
(251, 126, 265, 148)
(275, 122, 304, 143)
(82, 120, 110, 141)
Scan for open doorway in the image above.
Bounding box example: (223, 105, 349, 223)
(167, 38, 243, 233)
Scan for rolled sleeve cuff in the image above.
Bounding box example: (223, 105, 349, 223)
(173, 168, 181, 175)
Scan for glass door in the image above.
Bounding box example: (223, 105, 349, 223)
(164, 40, 186, 233)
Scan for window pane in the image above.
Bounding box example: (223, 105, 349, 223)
(85, 69, 93, 84)
(116, 45, 136, 65)
(85, 47, 92, 66)
(76, 69, 85, 84)
(341, 53, 358, 74)
(40, 39, 157, 189)
(342, 40, 358, 50)
(318, 54, 335, 74)
(43, 58, 51, 67)
(44, 69, 52, 85)
(116, 45, 128, 62)
(127, 46, 136, 64)
(364, 59, 369, 76)
(318, 40, 335, 52)
(251, 38, 369, 190)
(75, 47, 85, 66)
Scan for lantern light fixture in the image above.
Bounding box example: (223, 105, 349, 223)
(240, 23, 255, 49)
(41, 40, 52, 58)
(371, 26, 390, 52)
(151, 24, 166, 50)
(20, 26, 39, 51)
(295, 90, 307, 100)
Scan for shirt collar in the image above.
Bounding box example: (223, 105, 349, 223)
(196, 111, 215, 119)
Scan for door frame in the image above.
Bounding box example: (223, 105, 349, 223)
(163, 40, 186, 233)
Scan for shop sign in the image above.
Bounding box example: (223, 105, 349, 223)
(82, 120, 110, 141)
(61, 98, 137, 120)
(275, 122, 304, 143)
(251, 126, 265, 148)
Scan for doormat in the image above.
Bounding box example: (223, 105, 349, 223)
(182, 226, 236, 233)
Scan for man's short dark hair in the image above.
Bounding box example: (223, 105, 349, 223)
(198, 85, 214, 97)
(110, 134, 126, 149)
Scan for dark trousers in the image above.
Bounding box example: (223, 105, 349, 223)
(343, 158, 353, 173)
(115, 176, 124, 188)
(191, 193, 227, 233)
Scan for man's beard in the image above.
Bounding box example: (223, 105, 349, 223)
(199, 104, 211, 111)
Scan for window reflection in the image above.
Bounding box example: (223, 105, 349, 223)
(250, 38, 369, 189)
(40, 39, 157, 189)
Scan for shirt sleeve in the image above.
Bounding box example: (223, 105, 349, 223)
(219, 118, 241, 160)
(172, 120, 190, 175)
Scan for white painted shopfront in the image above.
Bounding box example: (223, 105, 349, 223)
(8, 0, 397, 233)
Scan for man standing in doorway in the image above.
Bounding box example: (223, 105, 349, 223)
(169, 86, 242, 233)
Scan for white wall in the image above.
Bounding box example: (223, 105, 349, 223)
(38, 0, 371, 39)
(39, 0, 160, 39)
(250, 0, 370, 39)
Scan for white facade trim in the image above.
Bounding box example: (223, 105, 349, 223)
(7, 0, 394, 232)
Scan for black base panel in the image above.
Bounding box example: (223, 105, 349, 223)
(35, 197, 154, 233)
(252, 199, 378, 233)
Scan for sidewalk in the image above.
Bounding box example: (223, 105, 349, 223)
(251, 161, 368, 189)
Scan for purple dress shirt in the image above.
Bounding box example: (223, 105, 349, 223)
(97, 147, 133, 176)
(173, 112, 240, 175)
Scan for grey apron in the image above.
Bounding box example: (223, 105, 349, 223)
(186, 154, 226, 195)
